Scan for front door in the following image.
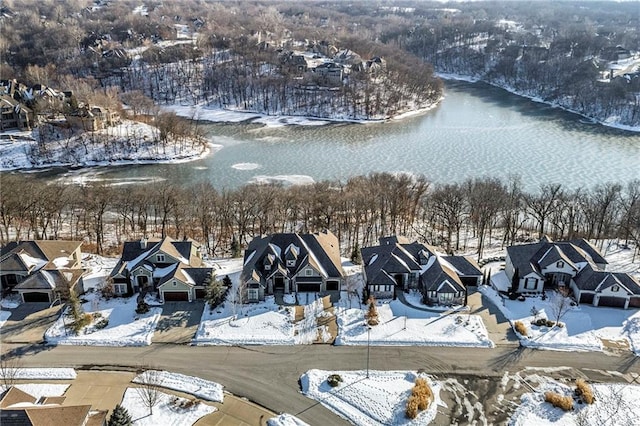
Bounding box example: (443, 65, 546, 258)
(274, 276, 285, 291)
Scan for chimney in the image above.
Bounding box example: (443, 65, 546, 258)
(140, 238, 147, 249)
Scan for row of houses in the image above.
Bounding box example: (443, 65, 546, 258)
(2, 233, 639, 309)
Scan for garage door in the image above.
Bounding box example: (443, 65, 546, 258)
(195, 289, 207, 299)
(326, 280, 340, 291)
(597, 296, 626, 308)
(580, 293, 595, 305)
(460, 277, 479, 287)
(163, 291, 189, 302)
(297, 283, 321, 292)
(22, 292, 51, 303)
(629, 297, 640, 308)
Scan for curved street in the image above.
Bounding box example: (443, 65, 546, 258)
(2, 341, 638, 425)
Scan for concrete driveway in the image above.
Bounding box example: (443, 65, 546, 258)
(152, 301, 204, 344)
(467, 289, 519, 346)
(0, 303, 61, 344)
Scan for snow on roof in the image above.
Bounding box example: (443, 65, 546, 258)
(153, 263, 178, 278)
(52, 256, 70, 268)
(391, 253, 411, 272)
(40, 270, 57, 289)
(269, 243, 282, 259)
(420, 255, 438, 273)
(438, 255, 460, 275)
(182, 269, 195, 285)
(243, 250, 256, 266)
(368, 253, 378, 266)
(18, 252, 48, 270)
(298, 237, 327, 277)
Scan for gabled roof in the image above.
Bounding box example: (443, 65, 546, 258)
(113, 237, 201, 277)
(441, 256, 482, 277)
(25, 405, 92, 426)
(241, 231, 343, 283)
(361, 238, 427, 285)
(0, 241, 82, 272)
(507, 238, 607, 278)
(0, 387, 36, 408)
(13, 269, 83, 291)
(421, 260, 465, 293)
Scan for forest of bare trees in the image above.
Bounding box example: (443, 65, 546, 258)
(1, 174, 638, 261)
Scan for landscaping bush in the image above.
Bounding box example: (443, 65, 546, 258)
(544, 391, 574, 411)
(517, 295, 526, 301)
(534, 318, 547, 327)
(545, 320, 555, 327)
(327, 374, 343, 387)
(412, 378, 433, 411)
(514, 321, 528, 336)
(135, 301, 150, 314)
(405, 395, 419, 419)
(575, 379, 595, 404)
(365, 296, 379, 326)
(94, 318, 109, 330)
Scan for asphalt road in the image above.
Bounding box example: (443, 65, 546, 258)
(2, 343, 638, 425)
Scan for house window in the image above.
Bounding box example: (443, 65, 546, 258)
(611, 285, 619, 292)
(287, 260, 295, 267)
(248, 289, 259, 300)
(556, 261, 564, 268)
(264, 264, 271, 271)
(524, 278, 537, 290)
(157, 254, 165, 262)
(114, 284, 127, 294)
(305, 269, 313, 276)
(172, 282, 177, 286)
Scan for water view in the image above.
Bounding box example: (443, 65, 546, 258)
(46, 81, 640, 190)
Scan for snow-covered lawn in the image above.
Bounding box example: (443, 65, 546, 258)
(0, 309, 11, 328)
(44, 293, 161, 346)
(0, 120, 212, 172)
(510, 377, 640, 425)
(120, 388, 216, 426)
(132, 371, 223, 402)
(300, 369, 442, 426)
(0, 384, 70, 399)
(0, 368, 77, 380)
(81, 254, 119, 292)
(335, 297, 493, 348)
(480, 281, 640, 354)
(194, 296, 296, 345)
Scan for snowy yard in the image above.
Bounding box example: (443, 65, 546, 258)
(510, 376, 640, 425)
(132, 370, 223, 402)
(0, 368, 77, 380)
(480, 282, 640, 354)
(300, 369, 442, 426)
(44, 293, 161, 346)
(335, 296, 493, 348)
(120, 388, 216, 426)
(193, 296, 296, 345)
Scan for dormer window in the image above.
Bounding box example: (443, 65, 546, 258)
(305, 269, 313, 276)
(157, 254, 165, 262)
(287, 260, 296, 267)
(556, 261, 564, 268)
(264, 264, 271, 271)
(611, 285, 619, 292)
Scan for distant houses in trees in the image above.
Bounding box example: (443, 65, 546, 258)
(504, 236, 640, 309)
(360, 236, 482, 306)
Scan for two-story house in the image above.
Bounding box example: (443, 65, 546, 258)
(109, 237, 212, 302)
(240, 231, 344, 303)
(505, 236, 640, 308)
(361, 236, 482, 306)
(0, 240, 84, 303)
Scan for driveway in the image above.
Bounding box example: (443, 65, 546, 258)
(0, 303, 61, 344)
(466, 289, 519, 347)
(152, 301, 204, 344)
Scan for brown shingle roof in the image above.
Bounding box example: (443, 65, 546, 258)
(25, 405, 91, 426)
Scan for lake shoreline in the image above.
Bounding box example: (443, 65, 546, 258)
(436, 72, 640, 133)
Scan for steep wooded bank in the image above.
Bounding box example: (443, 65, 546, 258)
(2, 174, 638, 261)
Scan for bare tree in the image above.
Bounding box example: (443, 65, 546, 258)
(0, 356, 23, 388)
(525, 183, 564, 239)
(134, 369, 164, 416)
(547, 287, 573, 325)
